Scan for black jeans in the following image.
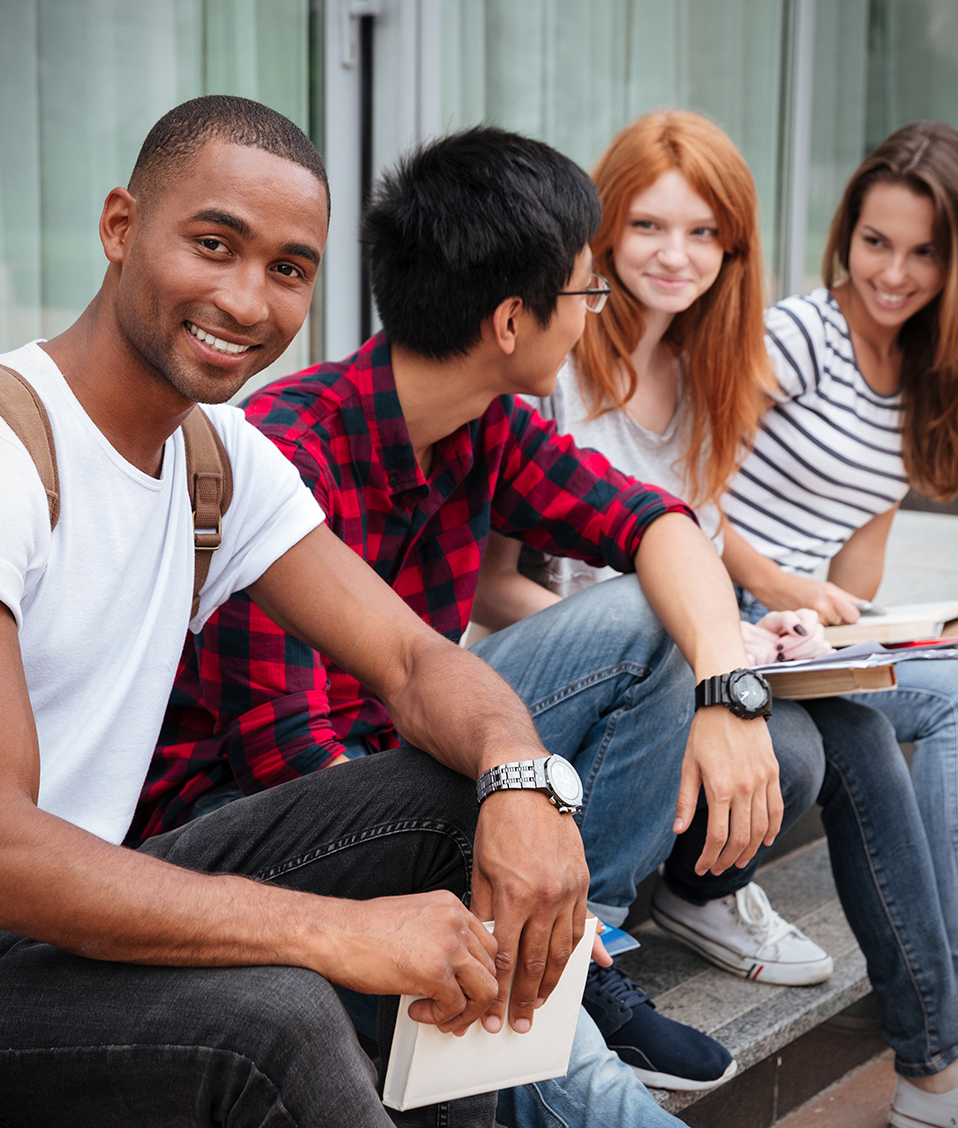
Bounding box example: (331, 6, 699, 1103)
(0, 748, 497, 1127)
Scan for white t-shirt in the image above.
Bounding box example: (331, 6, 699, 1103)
(0, 342, 323, 843)
(723, 289, 909, 574)
(520, 358, 720, 596)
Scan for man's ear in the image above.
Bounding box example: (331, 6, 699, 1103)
(100, 187, 139, 264)
(488, 296, 524, 356)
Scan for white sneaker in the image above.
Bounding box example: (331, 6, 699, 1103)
(650, 879, 834, 986)
(890, 1076, 958, 1127)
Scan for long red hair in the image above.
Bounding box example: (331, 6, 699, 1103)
(576, 110, 775, 505)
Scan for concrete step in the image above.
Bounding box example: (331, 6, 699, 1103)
(612, 837, 873, 1120)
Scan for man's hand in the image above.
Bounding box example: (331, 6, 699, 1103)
(674, 708, 782, 877)
(469, 789, 589, 1035)
(316, 891, 499, 1035)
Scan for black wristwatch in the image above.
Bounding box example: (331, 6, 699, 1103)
(695, 668, 773, 720)
(476, 754, 583, 813)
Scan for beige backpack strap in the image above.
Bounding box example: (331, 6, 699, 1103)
(181, 407, 233, 619)
(0, 364, 60, 529)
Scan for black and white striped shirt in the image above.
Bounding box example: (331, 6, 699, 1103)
(724, 289, 908, 575)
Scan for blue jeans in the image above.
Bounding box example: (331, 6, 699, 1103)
(0, 749, 497, 1128)
(735, 588, 958, 1075)
(847, 660, 958, 978)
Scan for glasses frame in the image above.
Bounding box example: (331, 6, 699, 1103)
(557, 272, 612, 313)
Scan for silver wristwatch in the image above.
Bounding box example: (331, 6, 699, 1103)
(476, 754, 583, 814)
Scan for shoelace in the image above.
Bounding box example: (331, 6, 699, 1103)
(732, 882, 799, 950)
(587, 961, 653, 1009)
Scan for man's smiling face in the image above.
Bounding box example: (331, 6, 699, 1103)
(111, 139, 329, 405)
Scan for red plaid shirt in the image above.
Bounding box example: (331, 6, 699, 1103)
(130, 333, 694, 842)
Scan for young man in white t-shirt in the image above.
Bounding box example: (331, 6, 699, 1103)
(0, 95, 592, 1128)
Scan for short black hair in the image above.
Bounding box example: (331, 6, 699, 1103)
(129, 95, 329, 218)
(362, 127, 601, 359)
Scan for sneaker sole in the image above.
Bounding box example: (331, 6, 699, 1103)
(630, 1057, 739, 1092)
(650, 902, 834, 987)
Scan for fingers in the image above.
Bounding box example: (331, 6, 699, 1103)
(818, 584, 862, 626)
(591, 924, 613, 967)
(673, 757, 702, 834)
(506, 911, 575, 1034)
(695, 794, 731, 874)
(763, 775, 785, 847)
(756, 607, 833, 661)
(740, 621, 778, 666)
(417, 905, 499, 1034)
(471, 793, 588, 1035)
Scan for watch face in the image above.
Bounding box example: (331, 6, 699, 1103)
(546, 756, 583, 804)
(731, 671, 770, 709)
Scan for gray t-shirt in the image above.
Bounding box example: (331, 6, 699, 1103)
(520, 358, 721, 597)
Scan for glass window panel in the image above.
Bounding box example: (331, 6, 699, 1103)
(806, 0, 958, 290)
(0, 0, 316, 387)
(439, 0, 787, 284)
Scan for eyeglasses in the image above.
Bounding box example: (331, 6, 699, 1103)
(558, 272, 611, 313)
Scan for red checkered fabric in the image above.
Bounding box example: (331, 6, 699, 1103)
(131, 332, 694, 842)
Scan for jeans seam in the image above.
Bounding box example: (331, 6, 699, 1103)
(253, 820, 474, 889)
(827, 755, 937, 1067)
(578, 707, 622, 823)
(521, 1081, 571, 1128)
(526, 663, 651, 717)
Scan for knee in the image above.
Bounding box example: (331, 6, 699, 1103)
(217, 965, 375, 1078)
(808, 698, 909, 804)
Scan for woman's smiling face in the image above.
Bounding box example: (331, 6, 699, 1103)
(846, 181, 944, 332)
(612, 169, 725, 316)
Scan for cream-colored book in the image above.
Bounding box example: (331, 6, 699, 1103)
(824, 600, 958, 646)
(382, 916, 597, 1111)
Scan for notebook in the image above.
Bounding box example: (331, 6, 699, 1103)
(382, 916, 597, 1111)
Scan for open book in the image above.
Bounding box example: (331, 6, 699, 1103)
(382, 916, 597, 1111)
(824, 600, 958, 646)
(753, 641, 958, 700)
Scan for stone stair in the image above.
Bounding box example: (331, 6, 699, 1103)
(616, 837, 877, 1123)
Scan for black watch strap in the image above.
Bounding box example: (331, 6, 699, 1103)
(694, 668, 772, 719)
(695, 674, 728, 710)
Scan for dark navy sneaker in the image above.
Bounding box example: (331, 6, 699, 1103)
(582, 960, 738, 1091)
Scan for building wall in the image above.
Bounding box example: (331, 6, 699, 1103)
(2, 0, 957, 373)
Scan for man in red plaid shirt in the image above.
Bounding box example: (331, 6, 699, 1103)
(137, 127, 793, 1117)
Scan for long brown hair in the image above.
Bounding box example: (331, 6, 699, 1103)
(575, 110, 774, 506)
(823, 120, 958, 501)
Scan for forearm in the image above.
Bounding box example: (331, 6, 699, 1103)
(0, 798, 330, 969)
(382, 632, 550, 776)
(720, 519, 802, 609)
(471, 533, 561, 631)
(250, 526, 551, 780)
(637, 513, 749, 676)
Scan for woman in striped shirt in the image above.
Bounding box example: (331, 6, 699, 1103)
(725, 121, 958, 1013)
